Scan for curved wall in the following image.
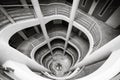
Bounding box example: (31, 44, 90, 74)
(0, 3, 105, 80)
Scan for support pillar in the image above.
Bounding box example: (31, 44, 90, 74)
(0, 5, 28, 40)
(31, 0, 53, 54)
(64, 0, 80, 54)
(20, 0, 29, 9)
(71, 35, 120, 70)
(34, 26, 40, 34)
(0, 5, 14, 23)
(88, 0, 99, 15)
(106, 7, 120, 28)
(18, 31, 28, 40)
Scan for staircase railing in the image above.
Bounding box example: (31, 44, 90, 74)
(0, 3, 102, 50)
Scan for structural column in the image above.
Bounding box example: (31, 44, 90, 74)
(71, 35, 120, 70)
(88, 0, 99, 15)
(20, 0, 41, 34)
(0, 5, 28, 40)
(31, 0, 53, 54)
(34, 26, 40, 34)
(106, 7, 120, 28)
(0, 5, 14, 23)
(20, 0, 29, 9)
(18, 31, 28, 40)
(64, 0, 80, 54)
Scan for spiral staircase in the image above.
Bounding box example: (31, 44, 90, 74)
(0, 0, 120, 80)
